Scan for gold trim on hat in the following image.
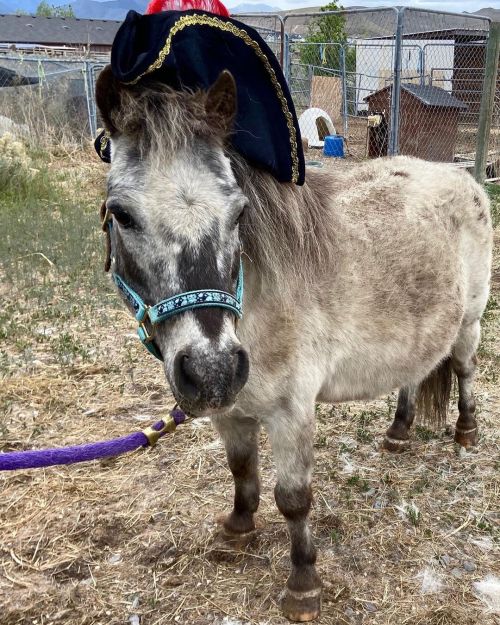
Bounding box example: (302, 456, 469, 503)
(99, 129, 111, 159)
(125, 14, 299, 184)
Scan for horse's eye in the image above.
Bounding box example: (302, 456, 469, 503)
(109, 206, 134, 229)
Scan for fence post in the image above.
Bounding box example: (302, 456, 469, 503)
(340, 44, 348, 137)
(388, 7, 404, 156)
(83, 61, 97, 138)
(277, 15, 285, 68)
(283, 31, 291, 84)
(474, 21, 500, 184)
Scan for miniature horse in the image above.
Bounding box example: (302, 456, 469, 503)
(96, 67, 492, 621)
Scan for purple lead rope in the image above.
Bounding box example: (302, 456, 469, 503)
(0, 408, 186, 472)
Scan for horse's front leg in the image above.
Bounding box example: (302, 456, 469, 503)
(212, 414, 260, 540)
(266, 411, 321, 622)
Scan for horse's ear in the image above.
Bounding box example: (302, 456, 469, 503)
(205, 70, 237, 133)
(95, 65, 123, 134)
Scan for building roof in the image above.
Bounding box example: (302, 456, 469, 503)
(365, 83, 468, 110)
(0, 14, 120, 47)
(401, 28, 488, 41)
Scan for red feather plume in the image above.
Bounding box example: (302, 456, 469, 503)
(145, 0, 230, 16)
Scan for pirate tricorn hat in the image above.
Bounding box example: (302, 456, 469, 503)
(94, 0, 305, 185)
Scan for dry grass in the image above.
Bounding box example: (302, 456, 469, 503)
(0, 152, 499, 625)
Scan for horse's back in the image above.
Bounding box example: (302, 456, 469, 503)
(326, 155, 490, 227)
(308, 156, 492, 399)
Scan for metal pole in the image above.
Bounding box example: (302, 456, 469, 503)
(283, 31, 291, 85)
(308, 63, 313, 108)
(340, 44, 348, 137)
(419, 47, 425, 86)
(84, 61, 97, 138)
(474, 21, 500, 184)
(277, 15, 285, 68)
(388, 7, 404, 156)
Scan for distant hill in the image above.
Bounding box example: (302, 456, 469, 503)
(279, 6, 494, 38)
(467, 7, 500, 22)
(230, 3, 280, 12)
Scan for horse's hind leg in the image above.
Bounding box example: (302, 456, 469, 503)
(212, 415, 260, 541)
(452, 320, 480, 448)
(266, 410, 321, 622)
(383, 385, 417, 451)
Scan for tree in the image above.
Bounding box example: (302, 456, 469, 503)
(299, 2, 353, 73)
(35, 1, 75, 18)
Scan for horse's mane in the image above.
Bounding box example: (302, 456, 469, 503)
(231, 154, 336, 292)
(115, 83, 336, 291)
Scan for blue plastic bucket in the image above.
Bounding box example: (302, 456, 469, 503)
(323, 135, 344, 158)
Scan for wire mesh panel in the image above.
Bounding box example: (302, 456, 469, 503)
(284, 8, 399, 159)
(397, 8, 492, 166)
(489, 79, 500, 179)
(0, 55, 91, 146)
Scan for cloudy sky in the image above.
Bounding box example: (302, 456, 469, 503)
(228, 0, 487, 12)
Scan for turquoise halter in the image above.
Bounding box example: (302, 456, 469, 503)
(102, 210, 244, 360)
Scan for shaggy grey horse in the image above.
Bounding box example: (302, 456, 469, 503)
(96, 67, 492, 621)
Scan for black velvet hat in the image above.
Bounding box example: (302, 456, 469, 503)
(94, 9, 305, 185)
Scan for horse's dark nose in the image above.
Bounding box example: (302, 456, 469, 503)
(173, 346, 249, 408)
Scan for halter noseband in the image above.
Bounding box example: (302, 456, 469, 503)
(101, 206, 243, 360)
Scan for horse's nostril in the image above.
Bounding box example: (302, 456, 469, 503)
(232, 347, 249, 394)
(174, 351, 202, 402)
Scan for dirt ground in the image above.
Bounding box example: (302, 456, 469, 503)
(0, 154, 499, 625)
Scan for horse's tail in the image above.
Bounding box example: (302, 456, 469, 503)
(416, 357, 454, 429)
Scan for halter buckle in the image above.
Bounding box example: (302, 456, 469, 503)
(138, 312, 156, 350)
(138, 321, 154, 343)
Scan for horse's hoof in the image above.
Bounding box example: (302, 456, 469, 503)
(454, 426, 477, 448)
(382, 435, 410, 452)
(214, 515, 257, 549)
(216, 527, 258, 550)
(282, 588, 321, 622)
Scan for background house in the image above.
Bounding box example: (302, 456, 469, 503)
(355, 27, 493, 119)
(0, 14, 120, 55)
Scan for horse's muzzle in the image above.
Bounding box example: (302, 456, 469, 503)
(171, 345, 249, 415)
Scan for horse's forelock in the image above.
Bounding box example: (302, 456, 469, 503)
(114, 84, 226, 161)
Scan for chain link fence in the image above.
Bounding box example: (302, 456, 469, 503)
(0, 8, 498, 179)
(284, 8, 399, 158)
(283, 7, 497, 176)
(491, 77, 500, 178)
(398, 9, 491, 169)
(0, 56, 97, 146)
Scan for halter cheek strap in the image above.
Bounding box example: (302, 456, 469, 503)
(101, 208, 244, 360)
(112, 266, 243, 360)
